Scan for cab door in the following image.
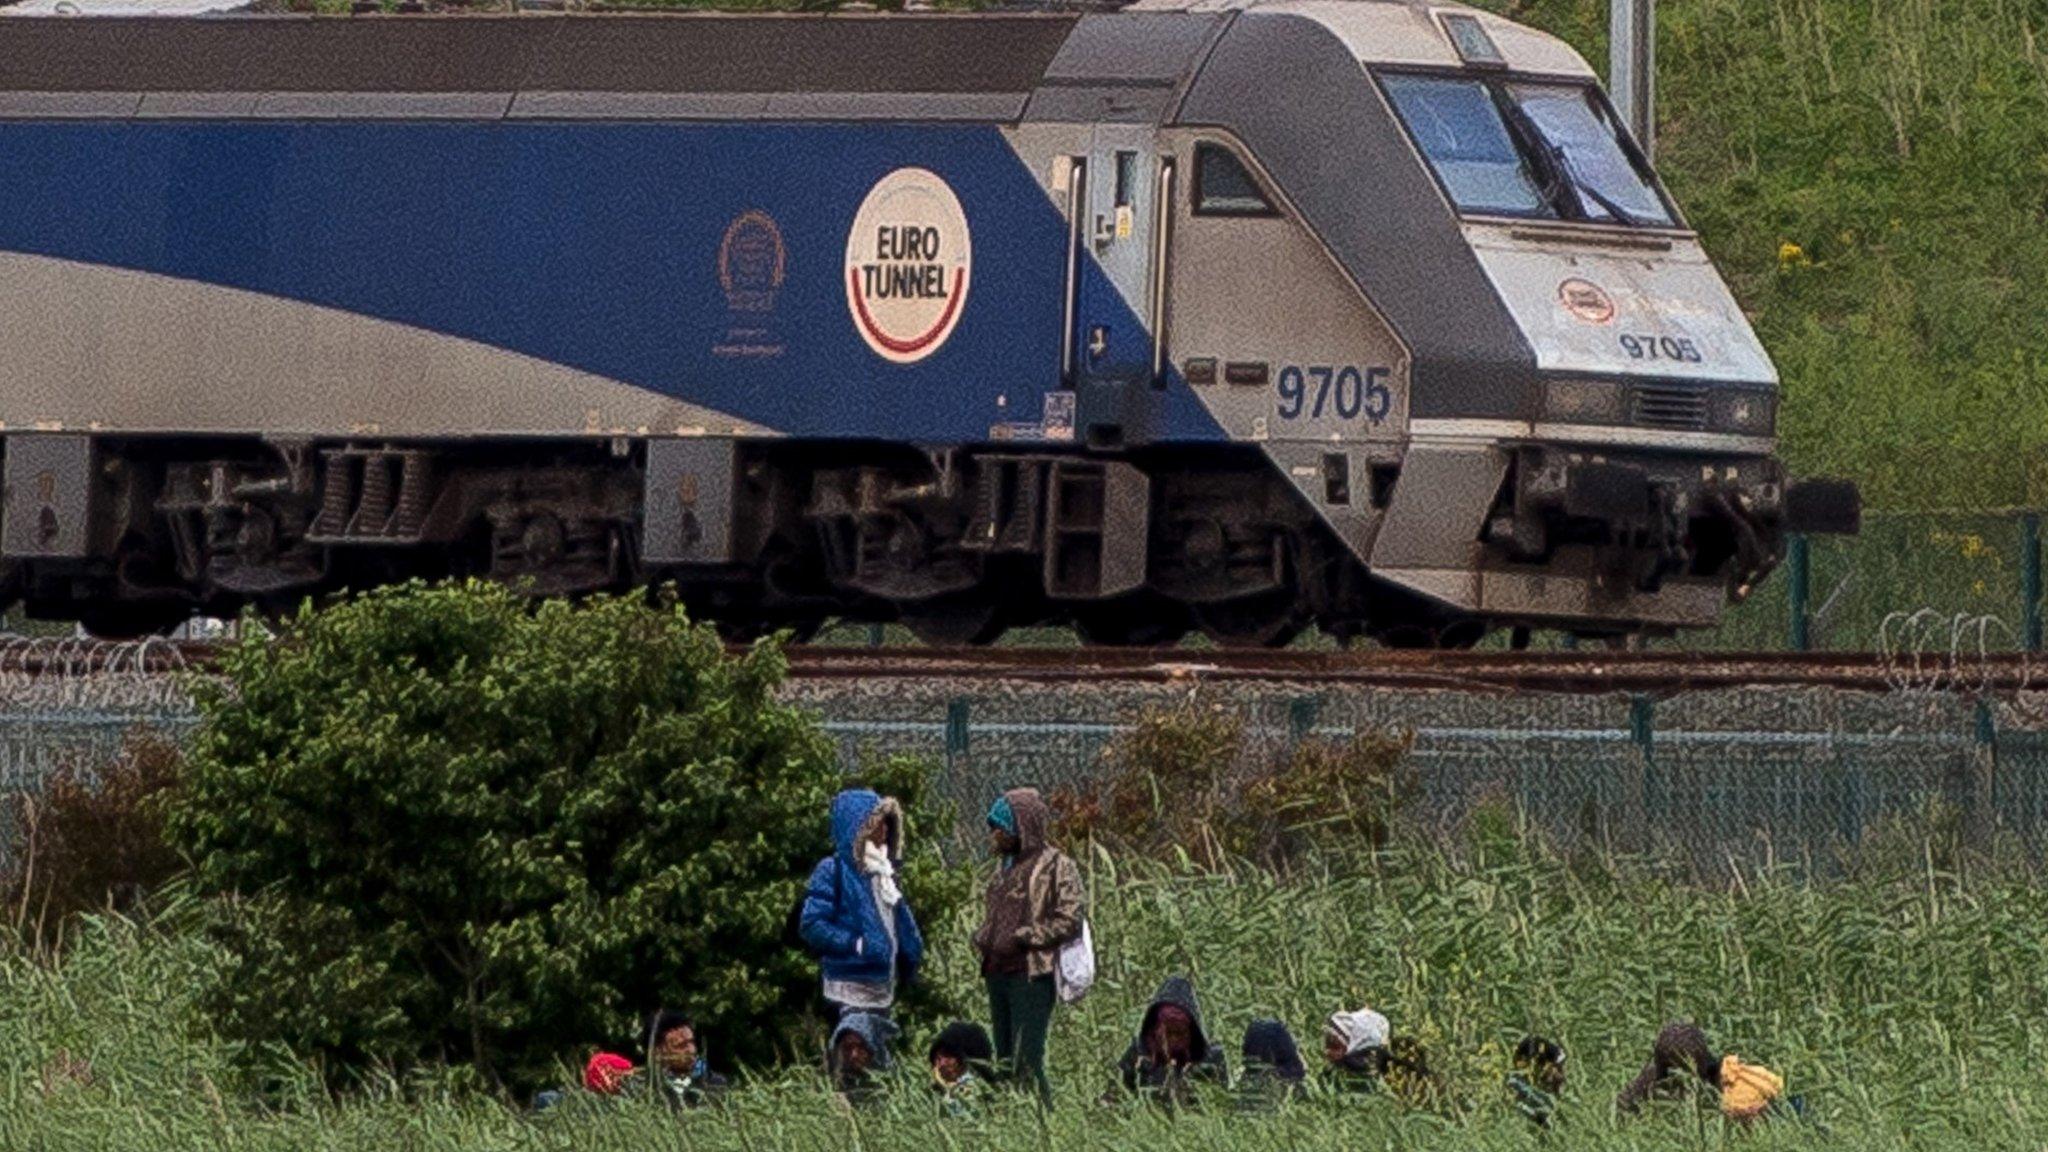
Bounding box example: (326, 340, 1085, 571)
(1061, 126, 1174, 446)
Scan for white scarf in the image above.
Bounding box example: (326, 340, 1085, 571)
(1327, 1008, 1390, 1056)
(862, 840, 901, 909)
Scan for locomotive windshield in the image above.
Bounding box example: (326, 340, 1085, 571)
(1381, 73, 1676, 228)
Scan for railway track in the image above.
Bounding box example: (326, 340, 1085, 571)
(0, 637, 2033, 695)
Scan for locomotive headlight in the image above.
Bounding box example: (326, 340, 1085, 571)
(1716, 390, 1777, 435)
(1543, 379, 1627, 424)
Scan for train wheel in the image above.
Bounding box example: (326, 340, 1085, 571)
(1192, 590, 1304, 649)
(900, 594, 1006, 647)
(1072, 595, 1189, 647)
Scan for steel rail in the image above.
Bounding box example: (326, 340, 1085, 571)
(0, 640, 2033, 695)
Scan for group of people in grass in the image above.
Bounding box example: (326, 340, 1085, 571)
(541, 786, 1797, 1126)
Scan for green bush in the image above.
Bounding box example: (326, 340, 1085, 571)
(1052, 704, 1416, 870)
(161, 580, 960, 1091)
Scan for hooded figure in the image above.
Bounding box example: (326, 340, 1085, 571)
(1615, 1022, 1721, 1115)
(1616, 1022, 1793, 1124)
(1322, 1008, 1391, 1094)
(1236, 1019, 1307, 1110)
(829, 1010, 898, 1106)
(972, 787, 1084, 1105)
(800, 789, 925, 1014)
(1115, 976, 1229, 1108)
(928, 1020, 997, 1116)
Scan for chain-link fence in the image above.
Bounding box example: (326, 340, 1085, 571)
(793, 672, 2048, 872)
(6, 640, 2048, 875)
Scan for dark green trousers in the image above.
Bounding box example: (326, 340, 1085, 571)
(986, 973, 1057, 1106)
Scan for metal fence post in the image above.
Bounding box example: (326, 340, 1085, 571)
(1288, 695, 1320, 749)
(1972, 697, 1998, 844)
(1787, 533, 1811, 651)
(2023, 513, 2042, 653)
(945, 697, 970, 770)
(1629, 693, 1657, 830)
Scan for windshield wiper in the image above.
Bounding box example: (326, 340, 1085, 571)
(1562, 162, 1648, 226)
(1494, 91, 1572, 217)
(1498, 94, 1646, 226)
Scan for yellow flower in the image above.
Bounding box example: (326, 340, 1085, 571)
(1777, 241, 1810, 267)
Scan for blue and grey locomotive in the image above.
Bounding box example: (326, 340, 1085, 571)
(0, 3, 1856, 644)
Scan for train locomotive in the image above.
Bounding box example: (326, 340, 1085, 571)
(0, 2, 1858, 645)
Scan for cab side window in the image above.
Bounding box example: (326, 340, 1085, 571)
(1193, 143, 1278, 217)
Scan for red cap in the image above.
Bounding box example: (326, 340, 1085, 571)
(584, 1052, 635, 1094)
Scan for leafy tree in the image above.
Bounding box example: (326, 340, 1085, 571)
(164, 580, 958, 1090)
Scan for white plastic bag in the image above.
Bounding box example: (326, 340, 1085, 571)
(1055, 919, 1095, 1004)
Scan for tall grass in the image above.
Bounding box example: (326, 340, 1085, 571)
(6, 836, 2048, 1148)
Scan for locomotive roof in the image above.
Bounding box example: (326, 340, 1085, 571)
(0, 3, 1589, 118)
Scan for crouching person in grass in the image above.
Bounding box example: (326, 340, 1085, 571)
(830, 1011, 898, 1109)
(1616, 1022, 1799, 1125)
(1505, 1036, 1566, 1130)
(972, 787, 1084, 1107)
(1112, 976, 1229, 1110)
(928, 1021, 997, 1117)
(531, 1051, 639, 1112)
(1321, 1008, 1390, 1095)
(642, 1010, 728, 1110)
(1235, 1020, 1307, 1111)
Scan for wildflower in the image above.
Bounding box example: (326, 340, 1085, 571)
(1777, 241, 1810, 267)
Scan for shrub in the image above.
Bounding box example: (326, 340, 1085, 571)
(2, 733, 184, 947)
(162, 580, 962, 1091)
(1052, 703, 1415, 870)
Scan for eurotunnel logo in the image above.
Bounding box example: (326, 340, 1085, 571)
(718, 210, 786, 313)
(714, 209, 787, 359)
(845, 167, 972, 364)
(1558, 278, 1617, 324)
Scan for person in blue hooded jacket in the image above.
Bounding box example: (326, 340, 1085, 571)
(800, 789, 925, 1017)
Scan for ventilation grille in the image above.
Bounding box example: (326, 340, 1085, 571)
(1632, 386, 1708, 431)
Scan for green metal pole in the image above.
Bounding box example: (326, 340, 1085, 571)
(2023, 513, 2042, 653)
(1629, 693, 1657, 825)
(1288, 696, 1321, 748)
(945, 698, 970, 767)
(1787, 533, 1811, 651)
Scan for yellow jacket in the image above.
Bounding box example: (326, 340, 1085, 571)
(1718, 1055, 1783, 1119)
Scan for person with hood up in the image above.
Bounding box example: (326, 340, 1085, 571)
(1321, 1008, 1390, 1095)
(1615, 1021, 1794, 1124)
(928, 1020, 997, 1116)
(800, 789, 925, 1017)
(642, 1010, 727, 1110)
(971, 787, 1085, 1106)
(1113, 976, 1229, 1109)
(1235, 1019, 1308, 1111)
(829, 1010, 898, 1107)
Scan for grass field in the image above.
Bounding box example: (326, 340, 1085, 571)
(7, 839, 2048, 1149)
